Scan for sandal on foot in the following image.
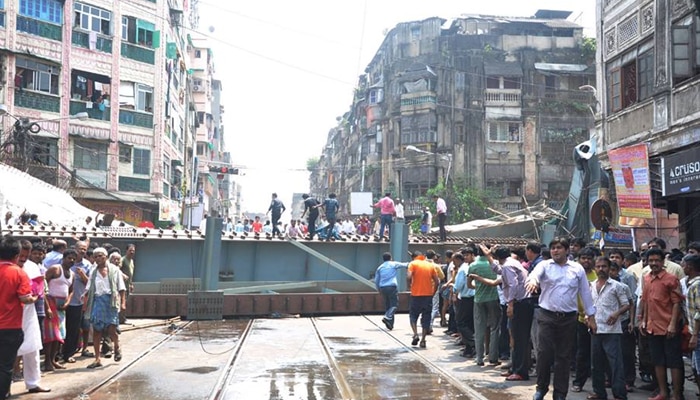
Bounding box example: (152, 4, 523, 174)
(571, 385, 582, 393)
(419, 340, 426, 348)
(114, 350, 122, 362)
(87, 361, 102, 369)
(64, 357, 76, 363)
(586, 395, 606, 400)
(411, 335, 420, 346)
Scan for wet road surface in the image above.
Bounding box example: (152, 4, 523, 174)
(14, 316, 693, 399)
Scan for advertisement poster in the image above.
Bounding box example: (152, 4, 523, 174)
(608, 143, 653, 219)
(662, 146, 700, 196)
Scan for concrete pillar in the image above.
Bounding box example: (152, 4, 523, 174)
(201, 216, 222, 290)
(390, 222, 409, 291)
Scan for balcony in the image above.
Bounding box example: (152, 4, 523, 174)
(484, 89, 521, 107)
(14, 90, 60, 113)
(70, 100, 110, 121)
(16, 16, 62, 41)
(71, 30, 113, 53)
(119, 109, 153, 129)
(400, 91, 437, 113)
(121, 42, 155, 65)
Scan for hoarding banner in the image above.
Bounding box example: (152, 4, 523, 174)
(608, 143, 653, 219)
(662, 146, 700, 196)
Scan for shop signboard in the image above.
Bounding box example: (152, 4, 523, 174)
(661, 146, 700, 196)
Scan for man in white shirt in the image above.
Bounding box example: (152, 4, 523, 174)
(432, 195, 447, 242)
(394, 198, 405, 222)
(286, 220, 301, 238)
(341, 218, 356, 235)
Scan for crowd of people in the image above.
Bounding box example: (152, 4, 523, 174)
(216, 192, 450, 242)
(0, 235, 136, 398)
(376, 237, 700, 400)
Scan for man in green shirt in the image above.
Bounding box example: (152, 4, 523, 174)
(119, 244, 135, 324)
(468, 245, 501, 366)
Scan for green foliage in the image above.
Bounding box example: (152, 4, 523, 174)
(413, 179, 493, 230)
(581, 37, 596, 61)
(306, 157, 319, 171)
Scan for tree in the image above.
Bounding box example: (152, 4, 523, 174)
(411, 179, 493, 232)
(306, 157, 319, 171)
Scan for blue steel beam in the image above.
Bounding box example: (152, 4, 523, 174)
(285, 239, 376, 290)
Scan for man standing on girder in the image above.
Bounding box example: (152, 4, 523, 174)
(301, 194, 321, 240)
(266, 193, 286, 237)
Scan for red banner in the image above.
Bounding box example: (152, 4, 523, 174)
(608, 143, 653, 219)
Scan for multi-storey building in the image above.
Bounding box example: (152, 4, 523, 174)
(310, 11, 596, 219)
(0, 0, 203, 226)
(597, 0, 700, 246)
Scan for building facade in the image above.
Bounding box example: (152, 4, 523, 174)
(0, 0, 228, 227)
(597, 0, 700, 247)
(310, 11, 595, 219)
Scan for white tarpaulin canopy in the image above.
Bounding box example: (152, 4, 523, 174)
(0, 163, 100, 227)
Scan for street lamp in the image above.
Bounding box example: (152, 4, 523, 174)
(405, 145, 453, 184)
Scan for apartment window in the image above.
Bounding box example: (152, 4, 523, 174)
(122, 16, 156, 47)
(19, 0, 62, 24)
(30, 138, 58, 167)
(608, 41, 654, 113)
(488, 121, 522, 142)
(487, 180, 522, 197)
(197, 111, 205, 124)
(368, 88, 383, 104)
(196, 143, 205, 156)
(163, 156, 171, 183)
(672, 17, 700, 83)
(133, 148, 150, 175)
(15, 57, 59, 94)
(74, 2, 111, 35)
(410, 26, 421, 41)
(73, 140, 107, 170)
(119, 146, 131, 163)
(195, 49, 202, 58)
(136, 84, 153, 112)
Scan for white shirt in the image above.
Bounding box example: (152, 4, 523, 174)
(436, 197, 447, 214)
(590, 278, 629, 334)
(88, 264, 126, 296)
(341, 220, 355, 234)
(395, 203, 405, 219)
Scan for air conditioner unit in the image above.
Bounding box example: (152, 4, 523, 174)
(193, 85, 201, 91)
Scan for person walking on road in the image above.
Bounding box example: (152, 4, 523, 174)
(375, 252, 408, 330)
(407, 251, 440, 348)
(266, 193, 286, 237)
(525, 237, 597, 400)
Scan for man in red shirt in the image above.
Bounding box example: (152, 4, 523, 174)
(641, 248, 684, 400)
(407, 251, 440, 348)
(0, 236, 35, 399)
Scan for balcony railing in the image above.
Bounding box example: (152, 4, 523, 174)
(119, 109, 154, 129)
(71, 30, 113, 53)
(400, 91, 437, 113)
(69, 100, 110, 121)
(121, 42, 155, 64)
(16, 16, 62, 41)
(484, 89, 521, 106)
(14, 90, 60, 113)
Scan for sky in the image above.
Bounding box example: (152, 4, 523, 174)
(196, 0, 595, 215)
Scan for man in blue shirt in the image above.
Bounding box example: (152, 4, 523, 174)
(375, 252, 409, 330)
(320, 193, 339, 242)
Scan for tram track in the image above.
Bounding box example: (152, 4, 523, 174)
(76, 320, 194, 400)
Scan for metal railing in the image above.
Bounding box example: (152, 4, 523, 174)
(69, 100, 110, 121)
(16, 16, 62, 41)
(71, 30, 113, 53)
(120, 42, 155, 64)
(119, 109, 154, 129)
(484, 89, 521, 106)
(14, 90, 60, 113)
